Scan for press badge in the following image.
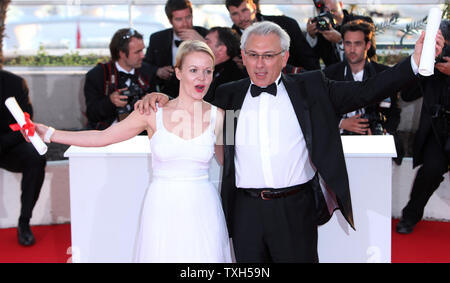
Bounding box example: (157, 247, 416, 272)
(379, 97, 391, 108)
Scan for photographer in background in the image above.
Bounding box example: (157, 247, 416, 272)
(396, 20, 450, 235)
(84, 28, 157, 130)
(144, 0, 208, 98)
(226, 0, 320, 70)
(323, 20, 403, 163)
(203, 27, 247, 103)
(306, 0, 374, 67)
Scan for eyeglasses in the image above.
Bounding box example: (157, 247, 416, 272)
(244, 50, 284, 61)
(122, 28, 136, 41)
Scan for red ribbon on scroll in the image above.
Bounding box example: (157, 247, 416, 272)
(9, 112, 35, 137)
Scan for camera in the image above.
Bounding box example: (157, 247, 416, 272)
(117, 83, 143, 117)
(311, 0, 336, 31)
(342, 109, 386, 136)
(361, 111, 386, 135)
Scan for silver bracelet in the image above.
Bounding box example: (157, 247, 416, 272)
(44, 127, 55, 143)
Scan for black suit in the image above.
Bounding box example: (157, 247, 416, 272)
(213, 57, 417, 262)
(400, 70, 450, 224)
(232, 13, 320, 70)
(144, 27, 209, 97)
(0, 70, 46, 225)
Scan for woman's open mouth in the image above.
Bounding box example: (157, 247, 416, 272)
(195, 85, 206, 93)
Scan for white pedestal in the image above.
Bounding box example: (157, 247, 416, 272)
(318, 135, 396, 263)
(66, 135, 395, 263)
(65, 137, 151, 263)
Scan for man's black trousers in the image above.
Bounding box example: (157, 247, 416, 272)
(231, 184, 319, 263)
(402, 133, 449, 224)
(0, 142, 46, 224)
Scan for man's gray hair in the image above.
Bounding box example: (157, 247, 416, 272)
(240, 21, 291, 52)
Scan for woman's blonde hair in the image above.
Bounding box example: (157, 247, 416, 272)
(174, 40, 215, 69)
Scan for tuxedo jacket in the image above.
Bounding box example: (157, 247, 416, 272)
(232, 13, 320, 71)
(323, 60, 401, 133)
(144, 26, 209, 68)
(0, 70, 32, 155)
(144, 27, 209, 97)
(213, 57, 417, 235)
(84, 61, 157, 129)
(401, 71, 450, 168)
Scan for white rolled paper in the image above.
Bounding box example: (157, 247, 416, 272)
(5, 97, 48, 155)
(419, 7, 442, 76)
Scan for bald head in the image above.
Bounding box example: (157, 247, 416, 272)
(323, 0, 344, 24)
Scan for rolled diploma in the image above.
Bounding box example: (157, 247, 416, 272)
(5, 97, 48, 155)
(418, 7, 442, 76)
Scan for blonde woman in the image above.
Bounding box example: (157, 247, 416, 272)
(23, 40, 231, 263)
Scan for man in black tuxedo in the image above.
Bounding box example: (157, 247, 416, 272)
(203, 27, 247, 103)
(212, 21, 443, 262)
(135, 22, 444, 262)
(144, 0, 208, 98)
(323, 20, 403, 163)
(306, 0, 374, 67)
(396, 20, 450, 234)
(225, 0, 320, 71)
(0, 70, 46, 246)
(85, 28, 157, 130)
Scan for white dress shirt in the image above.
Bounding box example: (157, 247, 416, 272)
(235, 75, 316, 189)
(172, 33, 181, 66)
(235, 57, 419, 188)
(112, 62, 135, 125)
(115, 61, 135, 87)
(339, 67, 365, 130)
(349, 67, 364, 82)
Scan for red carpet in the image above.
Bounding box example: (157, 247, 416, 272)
(0, 224, 71, 263)
(0, 220, 449, 263)
(392, 219, 450, 263)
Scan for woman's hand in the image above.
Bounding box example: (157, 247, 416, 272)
(20, 123, 49, 143)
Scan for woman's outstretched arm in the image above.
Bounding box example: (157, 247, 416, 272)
(28, 109, 154, 147)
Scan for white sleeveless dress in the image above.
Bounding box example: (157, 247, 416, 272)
(133, 105, 232, 263)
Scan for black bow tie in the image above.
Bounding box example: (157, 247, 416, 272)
(250, 82, 277, 97)
(175, 40, 183, 47)
(118, 71, 134, 80)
